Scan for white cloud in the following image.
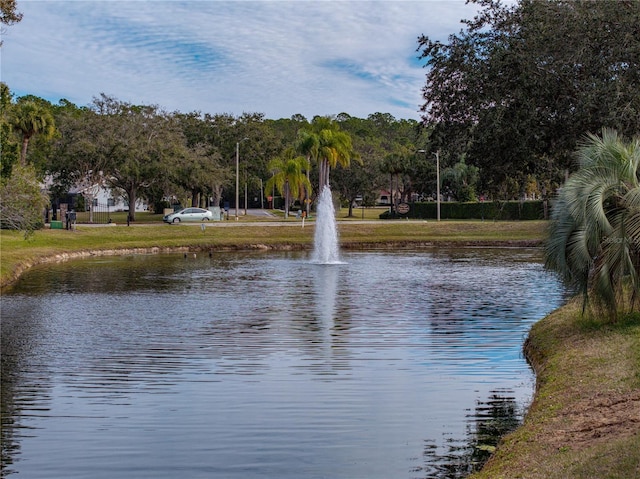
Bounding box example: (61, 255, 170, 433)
(2, 0, 480, 119)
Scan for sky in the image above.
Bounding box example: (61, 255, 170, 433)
(1, 0, 481, 121)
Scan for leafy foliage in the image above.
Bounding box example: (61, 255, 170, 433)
(53, 94, 185, 221)
(0, 0, 22, 46)
(418, 0, 640, 198)
(299, 116, 356, 190)
(10, 97, 55, 166)
(0, 82, 20, 178)
(0, 164, 49, 236)
(265, 147, 311, 218)
(441, 157, 479, 202)
(546, 129, 640, 318)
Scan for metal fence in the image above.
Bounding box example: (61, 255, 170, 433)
(75, 202, 114, 224)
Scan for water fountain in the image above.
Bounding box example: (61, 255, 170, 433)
(311, 185, 341, 264)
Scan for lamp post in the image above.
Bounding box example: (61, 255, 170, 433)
(434, 150, 440, 221)
(418, 149, 440, 221)
(235, 138, 248, 220)
(259, 178, 264, 209)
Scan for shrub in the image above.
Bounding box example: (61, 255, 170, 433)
(0, 164, 49, 236)
(379, 201, 547, 220)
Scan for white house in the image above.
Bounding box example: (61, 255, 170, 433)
(69, 182, 148, 212)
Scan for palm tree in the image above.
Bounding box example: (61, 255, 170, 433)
(11, 100, 56, 166)
(265, 148, 312, 219)
(381, 152, 406, 214)
(545, 129, 640, 318)
(295, 129, 319, 217)
(300, 116, 355, 191)
(442, 155, 480, 202)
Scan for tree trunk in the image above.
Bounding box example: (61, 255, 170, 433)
(126, 187, 137, 222)
(305, 159, 311, 217)
(20, 135, 30, 166)
(211, 185, 223, 208)
(284, 182, 290, 219)
(319, 160, 330, 190)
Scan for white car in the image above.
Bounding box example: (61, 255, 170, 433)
(163, 207, 213, 223)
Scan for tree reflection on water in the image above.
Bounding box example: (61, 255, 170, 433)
(419, 389, 523, 479)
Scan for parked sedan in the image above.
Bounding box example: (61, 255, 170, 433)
(163, 207, 213, 223)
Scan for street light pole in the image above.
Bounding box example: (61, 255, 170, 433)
(435, 150, 441, 222)
(235, 142, 240, 220)
(235, 138, 248, 220)
(259, 178, 264, 209)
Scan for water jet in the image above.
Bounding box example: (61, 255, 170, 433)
(311, 186, 341, 264)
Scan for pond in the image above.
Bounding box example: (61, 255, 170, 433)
(1, 248, 565, 479)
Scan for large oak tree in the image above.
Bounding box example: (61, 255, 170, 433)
(418, 0, 640, 198)
(66, 95, 184, 221)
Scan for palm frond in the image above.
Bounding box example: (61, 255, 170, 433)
(546, 129, 640, 319)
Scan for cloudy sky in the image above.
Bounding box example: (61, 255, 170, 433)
(2, 0, 481, 120)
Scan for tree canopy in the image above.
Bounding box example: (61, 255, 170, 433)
(2, 84, 421, 220)
(265, 147, 311, 218)
(0, 164, 49, 235)
(418, 0, 640, 198)
(10, 98, 56, 166)
(298, 116, 357, 192)
(0, 0, 22, 46)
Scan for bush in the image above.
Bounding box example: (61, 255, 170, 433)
(0, 164, 49, 235)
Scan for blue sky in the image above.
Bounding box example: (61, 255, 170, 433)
(1, 0, 481, 120)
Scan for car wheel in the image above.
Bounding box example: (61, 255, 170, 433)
(202, 218, 210, 221)
(173, 217, 181, 223)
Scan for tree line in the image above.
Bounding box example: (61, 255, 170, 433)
(1, 0, 639, 314)
(1, 86, 434, 222)
(2, 0, 637, 223)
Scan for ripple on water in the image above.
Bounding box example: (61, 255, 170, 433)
(1, 248, 564, 479)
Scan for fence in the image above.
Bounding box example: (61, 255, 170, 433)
(74, 202, 114, 224)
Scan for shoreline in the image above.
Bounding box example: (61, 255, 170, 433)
(470, 298, 640, 478)
(1, 237, 551, 474)
(0, 237, 542, 290)
(4, 222, 636, 477)
(1, 220, 549, 288)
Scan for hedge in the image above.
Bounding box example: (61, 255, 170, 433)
(379, 200, 548, 221)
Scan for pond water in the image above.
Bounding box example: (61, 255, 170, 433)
(1, 248, 564, 479)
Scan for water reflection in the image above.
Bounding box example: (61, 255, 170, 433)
(421, 389, 523, 478)
(1, 299, 55, 477)
(1, 249, 564, 479)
